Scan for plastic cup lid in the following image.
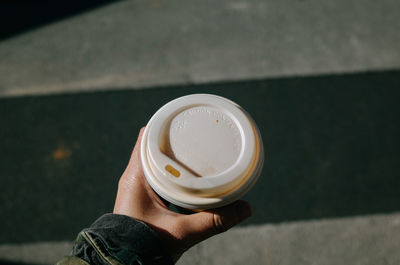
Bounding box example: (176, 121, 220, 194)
(141, 94, 263, 209)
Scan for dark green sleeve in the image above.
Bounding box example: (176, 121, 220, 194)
(57, 214, 174, 265)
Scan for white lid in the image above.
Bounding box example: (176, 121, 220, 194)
(141, 94, 263, 209)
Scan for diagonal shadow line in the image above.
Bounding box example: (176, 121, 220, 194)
(0, 1, 119, 41)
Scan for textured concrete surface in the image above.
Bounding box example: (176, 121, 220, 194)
(1, 1, 400, 264)
(1, 0, 400, 97)
(0, 242, 72, 265)
(178, 212, 400, 265)
(1, 212, 399, 265)
(1, 71, 400, 244)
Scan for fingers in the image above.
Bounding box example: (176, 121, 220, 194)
(128, 126, 146, 167)
(114, 126, 159, 217)
(178, 201, 252, 246)
(212, 201, 252, 233)
(119, 126, 169, 209)
(118, 127, 146, 188)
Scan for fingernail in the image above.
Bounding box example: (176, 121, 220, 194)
(236, 201, 252, 220)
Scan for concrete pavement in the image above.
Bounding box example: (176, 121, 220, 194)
(178, 212, 400, 265)
(1, 1, 400, 264)
(1, 212, 399, 265)
(1, 0, 400, 97)
(1, 71, 400, 243)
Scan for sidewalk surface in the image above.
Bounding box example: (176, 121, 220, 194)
(1, 1, 400, 264)
(1, 0, 400, 97)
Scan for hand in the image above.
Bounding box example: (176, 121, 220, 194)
(113, 127, 252, 262)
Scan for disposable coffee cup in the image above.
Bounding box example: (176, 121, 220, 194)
(141, 94, 264, 210)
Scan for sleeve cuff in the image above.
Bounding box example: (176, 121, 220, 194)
(77, 213, 174, 265)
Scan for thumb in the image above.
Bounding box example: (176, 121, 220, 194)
(179, 201, 252, 247)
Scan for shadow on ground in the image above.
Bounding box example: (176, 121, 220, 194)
(0, 1, 117, 40)
(1, 70, 399, 243)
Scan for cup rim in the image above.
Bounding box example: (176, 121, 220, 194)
(140, 94, 264, 209)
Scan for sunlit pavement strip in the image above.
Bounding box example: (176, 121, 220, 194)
(1, 0, 400, 97)
(178, 212, 400, 265)
(0, 241, 72, 265)
(0, 212, 399, 265)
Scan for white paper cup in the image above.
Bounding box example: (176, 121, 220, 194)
(141, 94, 264, 210)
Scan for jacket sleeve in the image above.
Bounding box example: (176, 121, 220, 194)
(57, 213, 174, 265)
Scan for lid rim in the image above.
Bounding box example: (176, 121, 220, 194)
(141, 94, 264, 209)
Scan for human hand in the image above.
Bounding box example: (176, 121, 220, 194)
(113, 127, 252, 262)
